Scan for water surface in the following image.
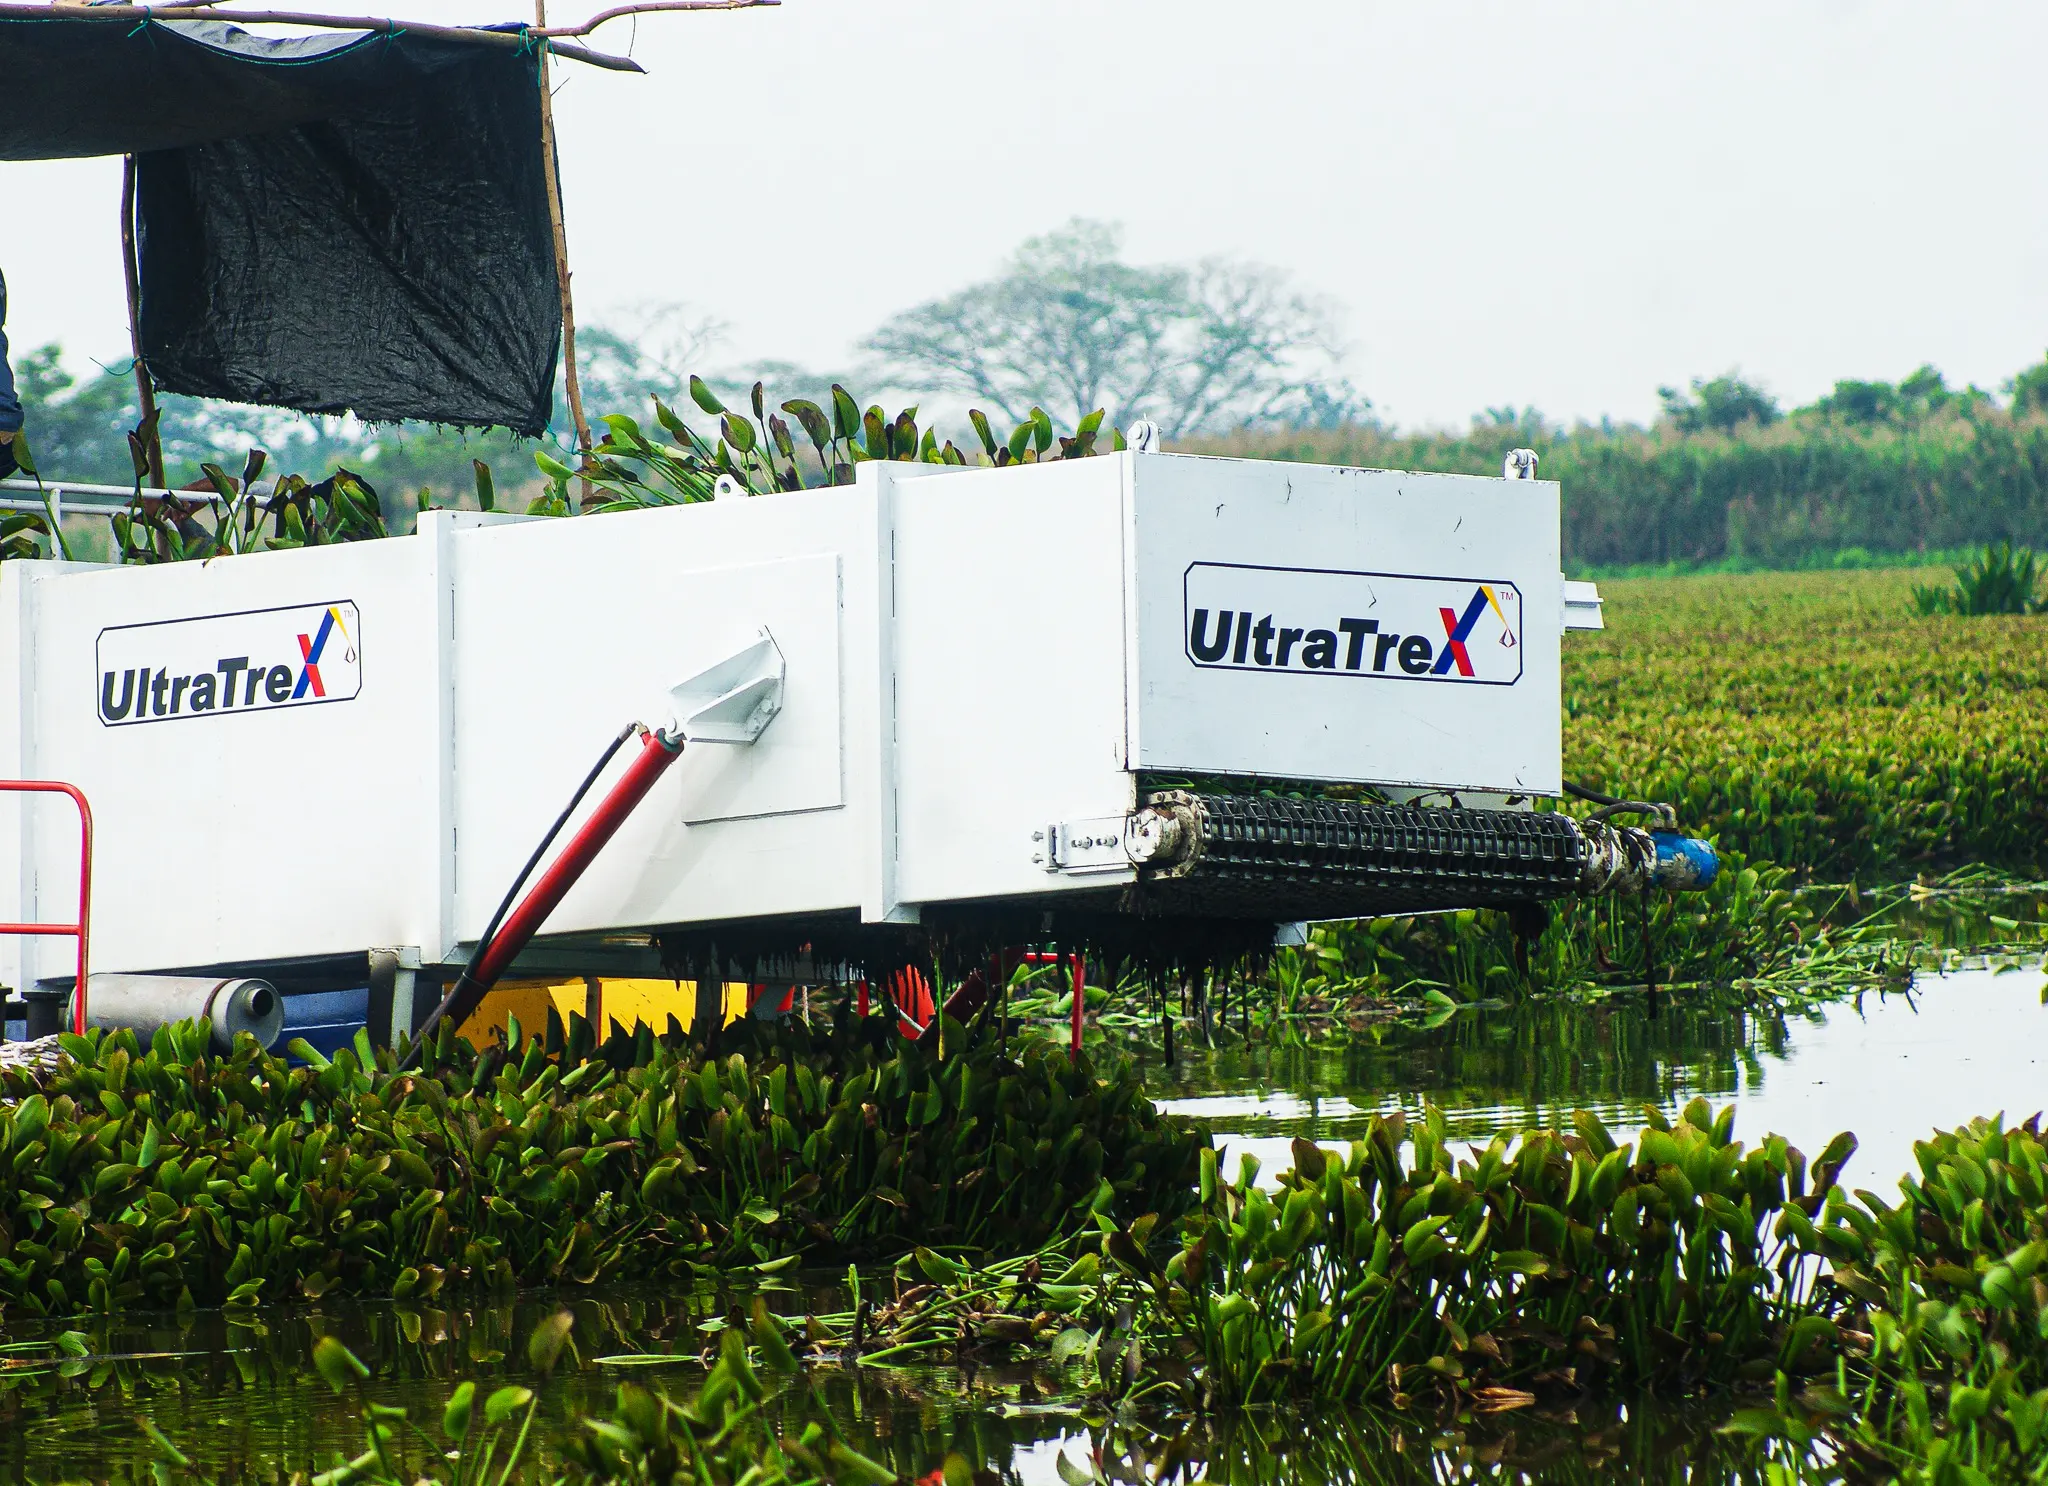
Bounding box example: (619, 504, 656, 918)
(4, 965, 2039, 1483)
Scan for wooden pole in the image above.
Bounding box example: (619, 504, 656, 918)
(119, 156, 166, 490)
(532, 4, 593, 505)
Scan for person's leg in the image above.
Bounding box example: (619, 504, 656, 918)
(0, 270, 21, 481)
(0, 270, 20, 481)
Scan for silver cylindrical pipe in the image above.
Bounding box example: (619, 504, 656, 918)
(75, 974, 285, 1053)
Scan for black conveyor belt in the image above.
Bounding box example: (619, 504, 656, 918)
(1129, 791, 1588, 920)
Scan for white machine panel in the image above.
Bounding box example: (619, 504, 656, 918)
(889, 459, 1133, 908)
(448, 495, 870, 945)
(1124, 455, 1563, 795)
(1, 448, 1578, 988)
(2, 539, 445, 983)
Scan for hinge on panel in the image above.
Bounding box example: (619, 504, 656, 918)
(1033, 816, 1132, 874)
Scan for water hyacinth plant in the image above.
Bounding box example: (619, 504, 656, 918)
(1563, 569, 2048, 881)
(1911, 541, 2048, 616)
(530, 374, 1117, 515)
(0, 1010, 1203, 1317)
(1163, 1101, 1853, 1409)
(1729, 1114, 2048, 1481)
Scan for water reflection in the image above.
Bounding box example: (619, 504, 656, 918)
(1154, 966, 2048, 1195)
(0, 1290, 1774, 1485)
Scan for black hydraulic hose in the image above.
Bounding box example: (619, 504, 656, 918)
(1563, 780, 1625, 808)
(1565, 779, 1676, 830)
(400, 723, 639, 1069)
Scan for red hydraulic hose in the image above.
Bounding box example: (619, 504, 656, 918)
(466, 729, 685, 988)
(1069, 953, 1086, 1061)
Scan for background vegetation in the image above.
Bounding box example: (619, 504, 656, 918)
(1563, 567, 2048, 879)
(12, 222, 2048, 573)
(1198, 383, 2048, 572)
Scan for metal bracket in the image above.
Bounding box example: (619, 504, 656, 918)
(1034, 816, 1132, 874)
(667, 628, 786, 744)
(1564, 580, 1604, 632)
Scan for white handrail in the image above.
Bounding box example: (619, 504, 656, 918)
(1, 478, 194, 563)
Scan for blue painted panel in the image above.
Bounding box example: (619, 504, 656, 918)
(281, 987, 369, 1064)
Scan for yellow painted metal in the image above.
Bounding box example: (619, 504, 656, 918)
(454, 977, 753, 1046)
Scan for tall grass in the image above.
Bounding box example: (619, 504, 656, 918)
(1192, 408, 2048, 572)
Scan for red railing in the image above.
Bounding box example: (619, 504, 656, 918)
(1, 781, 93, 1036)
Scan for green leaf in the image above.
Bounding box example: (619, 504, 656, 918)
(526, 1309, 575, 1374)
(139, 1417, 191, 1467)
(828, 1440, 900, 1486)
(689, 374, 726, 415)
(1050, 1326, 1092, 1364)
(721, 413, 757, 455)
(969, 409, 999, 459)
(1030, 407, 1055, 455)
(750, 1295, 799, 1373)
(484, 1384, 534, 1426)
(473, 460, 496, 513)
(312, 1334, 370, 1394)
(442, 1380, 476, 1440)
(1717, 1407, 1791, 1439)
(831, 385, 861, 442)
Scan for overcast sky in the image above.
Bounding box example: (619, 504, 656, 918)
(5, 0, 2045, 430)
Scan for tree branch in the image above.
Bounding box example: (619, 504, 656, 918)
(532, 0, 775, 37)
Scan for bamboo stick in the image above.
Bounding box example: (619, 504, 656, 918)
(119, 156, 166, 489)
(533, 0, 592, 504)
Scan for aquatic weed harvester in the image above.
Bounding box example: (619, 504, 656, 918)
(0, 441, 1715, 1047)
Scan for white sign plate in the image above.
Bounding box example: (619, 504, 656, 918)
(1184, 562, 1523, 685)
(95, 600, 363, 727)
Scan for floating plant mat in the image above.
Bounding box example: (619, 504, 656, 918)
(0, 1012, 1203, 1316)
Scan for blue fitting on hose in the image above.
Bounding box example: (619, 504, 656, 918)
(1650, 831, 1718, 891)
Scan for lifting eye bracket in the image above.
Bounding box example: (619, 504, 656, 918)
(667, 627, 786, 744)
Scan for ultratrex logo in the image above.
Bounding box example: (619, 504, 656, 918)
(1184, 562, 1521, 685)
(96, 601, 362, 727)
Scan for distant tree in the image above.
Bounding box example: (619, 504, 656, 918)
(1811, 378, 1900, 425)
(11, 342, 535, 522)
(574, 303, 726, 421)
(861, 219, 1364, 437)
(1809, 364, 1954, 425)
(1897, 363, 1951, 412)
(1657, 373, 1781, 433)
(9, 345, 137, 485)
(2009, 354, 2048, 417)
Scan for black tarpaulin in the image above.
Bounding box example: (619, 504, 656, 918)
(0, 18, 560, 434)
